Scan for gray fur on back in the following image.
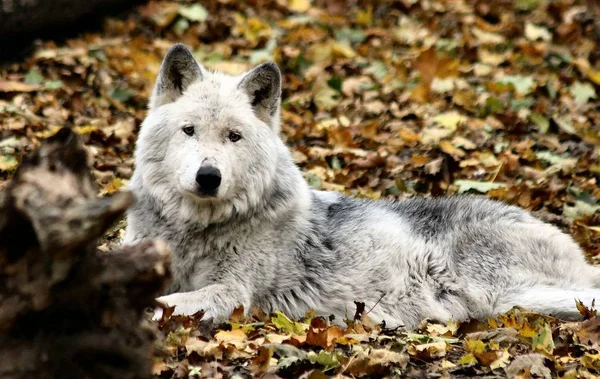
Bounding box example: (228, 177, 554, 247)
(124, 44, 600, 328)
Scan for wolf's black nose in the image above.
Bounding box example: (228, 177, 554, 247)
(196, 166, 221, 194)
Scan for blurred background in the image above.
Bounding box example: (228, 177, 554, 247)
(0, 0, 599, 257)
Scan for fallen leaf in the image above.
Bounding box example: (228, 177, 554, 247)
(0, 156, 18, 172)
(525, 23, 552, 41)
(570, 81, 597, 106)
(531, 323, 555, 354)
(432, 111, 467, 130)
(497, 75, 535, 95)
(178, 4, 208, 23)
(286, 0, 311, 13)
(0, 81, 41, 92)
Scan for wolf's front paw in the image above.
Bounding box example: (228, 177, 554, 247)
(154, 285, 249, 322)
(155, 292, 213, 319)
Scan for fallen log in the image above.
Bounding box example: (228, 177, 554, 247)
(0, 127, 171, 379)
(0, 0, 143, 38)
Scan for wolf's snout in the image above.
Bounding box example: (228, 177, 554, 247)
(196, 166, 221, 195)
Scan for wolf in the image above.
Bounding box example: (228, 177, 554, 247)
(123, 44, 600, 329)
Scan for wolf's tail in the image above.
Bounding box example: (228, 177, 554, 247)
(495, 285, 600, 319)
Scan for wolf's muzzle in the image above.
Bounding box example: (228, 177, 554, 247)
(196, 166, 221, 195)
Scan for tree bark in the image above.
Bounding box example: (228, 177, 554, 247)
(0, 127, 171, 379)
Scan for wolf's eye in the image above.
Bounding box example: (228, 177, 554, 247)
(228, 131, 242, 143)
(182, 125, 195, 136)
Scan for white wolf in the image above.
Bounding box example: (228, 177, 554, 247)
(124, 44, 600, 328)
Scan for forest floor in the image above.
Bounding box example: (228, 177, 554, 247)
(1, 0, 600, 377)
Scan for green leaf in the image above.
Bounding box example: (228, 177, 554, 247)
(24, 69, 43, 85)
(89, 48, 108, 62)
(109, 86, 135, 103)
(455, 180, 507, 194)
(514, 0, 541, 11)
(531, 323, 555, 354)
(497, 75, 535, 95)
(230, 322, 258, 334)
(570, 81, 597, 106)
(308, 350, 341, 371)
(305, 172, 322, 189)
(44, 80, 63, 90)
(327, 76, 342, 92)
(271, 310, 306, 334)
(535, 151, 574, 166)
(334, 27, 366, 44)
(250, 38, 277, 64)
(563, 201, 600, 220)
(530, 113, 549, 133)
(178, 4, 208, 22)
(567, 187, 598, 205)
(485, 97, 504, 115)
(510, 97, 533, 111)
(268, 343, 307, 369)
(173, 18, 190, 36)
(365, 60, 388, 80)
(547, 79, 558, 99)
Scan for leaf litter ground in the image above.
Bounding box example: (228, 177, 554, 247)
(1, 0, 600, 377)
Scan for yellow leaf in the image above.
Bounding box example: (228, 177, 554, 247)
(185, 337, 222, 358)
(433, 111, 467, 130)
(411, 341, 447, 358)
(100, 178, 128, 196)
(420, 127, 454, 145)
(335, 336, 360, 345)
(287, 0, 311, 12)
(465, 339, 487, 355)
(426, 321, 458, 336)
(489, 349, 511, 370)
(458, 353, 478, 365)
(368, 349, 409, 368)
(439, 140, 466, 158)
(265, 333, 290, 344)
(0, 156, 18, 172)
(215, 328, 248, 343)
(35, 126, 61, 138)
(356, 5, 372, 26)
(152, 360, 168, 375)
(73, 125, 98, 135)
(519, 322, 538, 338)
(440, 359, 457, 369)
(586, 69, 600, 85)
(581, 353, 600, 370)
(331, 41, 356, 58)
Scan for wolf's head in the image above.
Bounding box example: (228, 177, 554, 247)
(132, 44, 295, 223)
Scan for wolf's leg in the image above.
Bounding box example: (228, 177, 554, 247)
(494, 286, 600, 319)
(154, 284, 251, 322)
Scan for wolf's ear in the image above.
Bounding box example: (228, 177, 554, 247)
(149, 44, 202, 110)
(238, 62, 282, 129)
